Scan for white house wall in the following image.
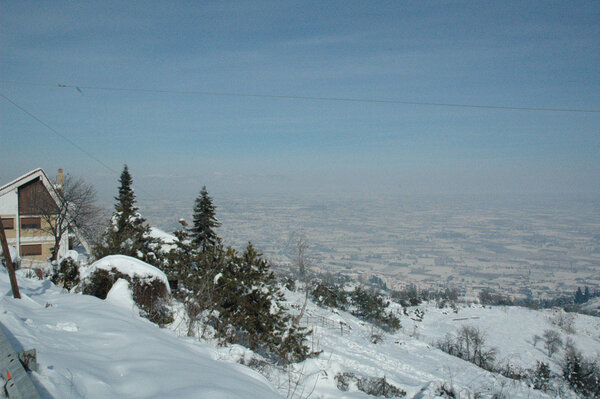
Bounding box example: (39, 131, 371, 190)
(0, 189, 18, 215)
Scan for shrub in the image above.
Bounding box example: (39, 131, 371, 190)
(50, 257, 80, 291)
(436, 326, 497, 371)
(550, 311, 576, 334)
(497, 363, 528, 381)
(542, 329, 562, 358)
(391, 287, 425, 307)
(350, 287, 401, 332)
(357, 376, 405, 398)
(278, 324, 320, 364)
(562, 339, 600, 397)
(478, 288, 513, 306)
(131, 276, 173, 326)
(335, 372, 406, 398)
(532, 361, 551, 392)
(82, 268, 126, 299)
(435, 383, 457, 398)
(83, 268, 172, 326)
(311, 282, 348, 310)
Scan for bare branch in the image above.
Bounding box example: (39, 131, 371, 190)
(32, 173, 102, 260)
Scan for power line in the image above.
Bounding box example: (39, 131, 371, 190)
(1, 79, 598, 114)
(0, 92, 118, 175)
(0, 91, 162, 201)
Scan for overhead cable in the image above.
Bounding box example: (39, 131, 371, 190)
(1, 79, 598, 113)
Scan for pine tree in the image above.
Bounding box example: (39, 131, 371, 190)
(575, 287, 585, 304)
(93, 165, 160, 264)
(584, 286, 591, 303)
(211, 243, 312, 363)
(189, 187, 221, 253)
(164, 220, 198, 280)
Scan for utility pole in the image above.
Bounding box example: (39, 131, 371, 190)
(0, 220, 21, 299)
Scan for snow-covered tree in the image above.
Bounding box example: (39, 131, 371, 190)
(215, 243, 312, 363)
(93, 165, 160, 264)
(189, 187, 221, 253)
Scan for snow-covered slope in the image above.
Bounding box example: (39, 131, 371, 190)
(3, 262, 598, 398)
(0, 268, 281, 398)
(404, 303, 600, 374)
(269, 290, 559, 399)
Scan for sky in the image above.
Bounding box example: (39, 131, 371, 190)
(1, 1, 599, 203)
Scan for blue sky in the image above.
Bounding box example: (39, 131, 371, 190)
(1, 1, 599, 201)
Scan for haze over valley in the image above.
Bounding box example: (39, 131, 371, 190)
(140, 194, 600, 300)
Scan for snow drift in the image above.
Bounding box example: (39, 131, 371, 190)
(0, 268, 282, 398)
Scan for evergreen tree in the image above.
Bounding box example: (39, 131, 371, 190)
(93, 165, 160, 264)
(166, 192, 313, 363)
(189, 187, 221, 253)
(584, 286, 591, 303)
(575, 287, 585, 304)
(209, 243, 312, 363)
(164, 220, 198, 281)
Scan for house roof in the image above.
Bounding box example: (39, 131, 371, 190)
(0, 168, 55, 197)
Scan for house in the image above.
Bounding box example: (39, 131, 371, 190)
(0, 168, 89, 267)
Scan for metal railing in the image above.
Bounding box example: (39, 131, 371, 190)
(0, 322, 42, 399)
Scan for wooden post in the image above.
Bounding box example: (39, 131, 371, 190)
(0, 221, 21, 299)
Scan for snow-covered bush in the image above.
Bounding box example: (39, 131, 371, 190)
(50, 258, 79, 291)
(130, 276, 173, 326)
(81, 256, 173, 326)
(391, 287, 426, 307)
(542, 329, 563, 358)
(50, 257, 80, 291)
(550, 310, 576, 334)
(335, 372, 406, 398)
(349, 286, 401, 332)
(310, 281, 348, 310)
(82, 268, 127, 299)
(531, 361, 551, 392)
(562, 339, 600, 397)
(434, 383, 457, 398)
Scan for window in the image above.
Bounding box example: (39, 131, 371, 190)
(1, 218, 14, 230)
(20, 244, 42, 256)
(21, 217, 41, 229)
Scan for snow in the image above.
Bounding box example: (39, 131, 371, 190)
(149, 227, 176, 244)
(150, 227, 177, 252)
(583, 297, 600, 313)
(105, 278, 137, 311)
(260, 289, 585, 399)
(0, 244, 20, 264)
(83, 255, 170, 293)
(402, 303, 600, 373)
(1, 253, 598, 398)
(0, 268, 282, 398)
